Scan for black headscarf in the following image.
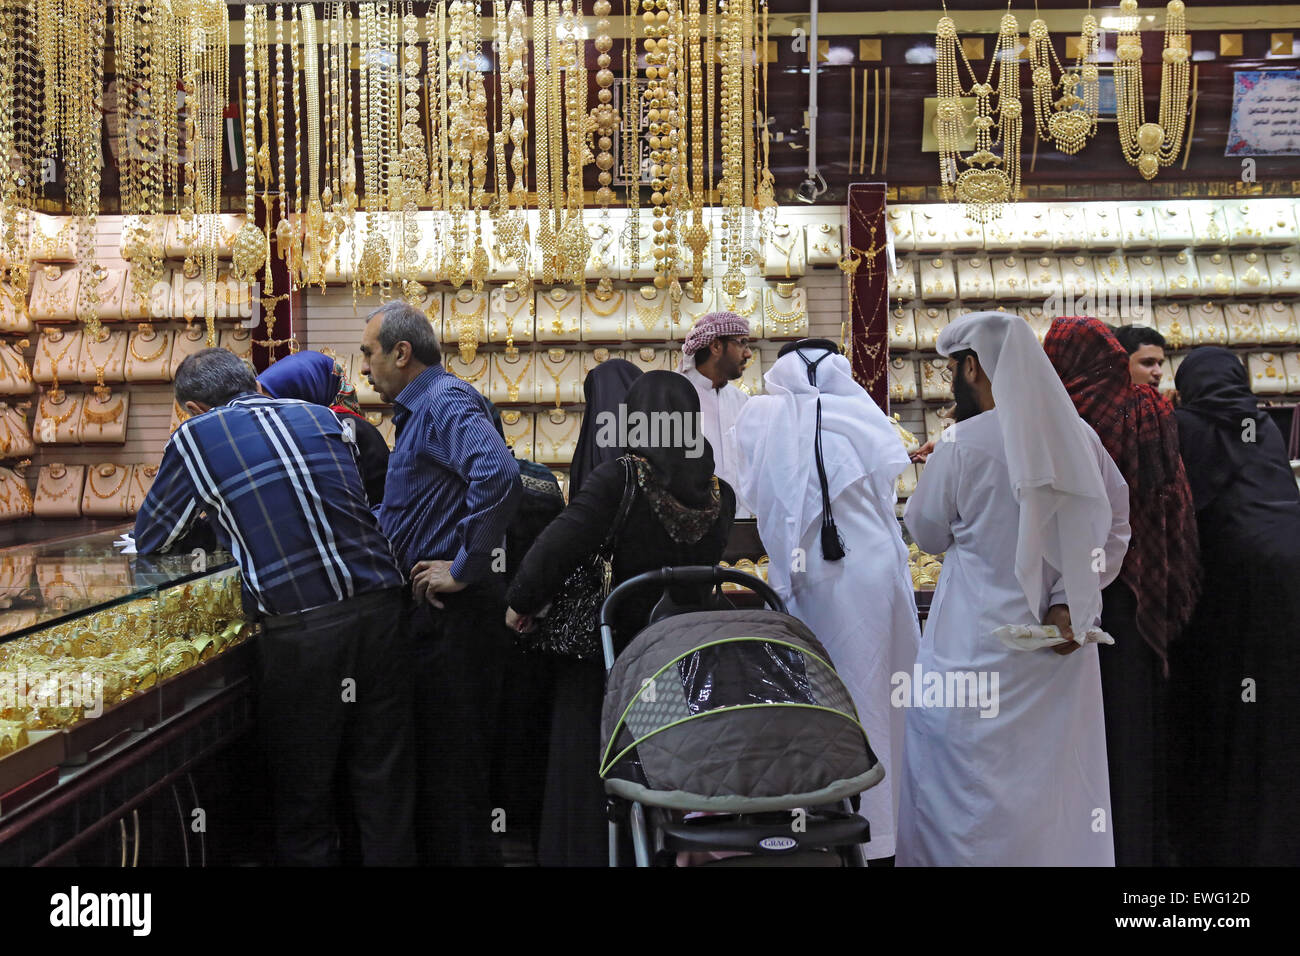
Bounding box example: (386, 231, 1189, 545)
(622, 370, 716, 507)
(1175, 347, 1280, 511)
(570, 358, 642, 499)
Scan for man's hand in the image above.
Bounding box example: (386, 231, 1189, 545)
(910, 439, 936, 463)
(411, 560, 467, 609)
(1044, 604, 1078, 655)
(505, 607, 536, 634)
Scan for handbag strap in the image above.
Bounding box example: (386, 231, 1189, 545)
(597, 456, 638, 560)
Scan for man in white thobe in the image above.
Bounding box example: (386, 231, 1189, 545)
(731, 339, 920, 860)
(897, 311, 1131, 867)
(678, 311, 751, 513)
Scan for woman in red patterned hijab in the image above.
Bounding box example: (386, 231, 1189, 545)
(1044, 316, 1200, 867)
(1044, 317, 1200, 665)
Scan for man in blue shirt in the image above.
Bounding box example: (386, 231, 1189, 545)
(361, 300, 521, 866)
(135, 348, 414, 866)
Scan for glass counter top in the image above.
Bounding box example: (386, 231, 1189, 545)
(0, 525, 235, 643)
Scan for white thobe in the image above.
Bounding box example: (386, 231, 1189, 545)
(773, 474, 920, 860)
(897, 408, 1130, 866)
(681, 367, 749, 514)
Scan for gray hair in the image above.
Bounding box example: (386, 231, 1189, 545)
(369, 300, 440, 365)
(174, 348, 259, 408)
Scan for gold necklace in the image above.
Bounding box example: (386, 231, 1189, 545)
(632, 290, 666, 331)
(539, 290, 578, 335)
(1028, 9, 1100, 156)
(41, 393, 77, 427)
(38, 466, 78, 501)
(449, 294, 486, 363)
(83, 329, 120, 394)
(446, 356, 488, 384)
(725, 291, 757, 318)
(1115, 0, 1190, 180)
(764, 288, 805, 329)
(538, 412, 580, 457)
(87, 464, 128, 500)
(583, 291, 625, 318)
(540, 348, 578, 407)
(492, 353, 534, 402)
(130, 328, 169, 363)
(935, 5, 1023, 222)
(768, 227, 798, 278)
(82, 395, 124, 426)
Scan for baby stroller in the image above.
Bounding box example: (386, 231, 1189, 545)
(599, 565, 883, 867)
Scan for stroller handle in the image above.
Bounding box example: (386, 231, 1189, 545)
(599, 565, 787, 630)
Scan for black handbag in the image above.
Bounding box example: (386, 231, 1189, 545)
(526, 456, 638, 660)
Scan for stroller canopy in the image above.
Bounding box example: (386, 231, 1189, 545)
(600, 608, 883, 812)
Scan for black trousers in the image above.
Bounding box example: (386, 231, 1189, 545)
(408, 581, 512, 866)
(257, 586, 416, 866)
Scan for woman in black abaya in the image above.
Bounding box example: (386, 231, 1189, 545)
(1168, 347, 1300, 865)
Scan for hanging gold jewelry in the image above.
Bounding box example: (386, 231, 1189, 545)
(232, 4, 268, 284)
(1028, 7, 1100, 155)
(935, 6, 1023, 223)
(1115, 0, 1191, 181)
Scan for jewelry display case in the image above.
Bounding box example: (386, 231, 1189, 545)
(0, 528, 256, 844)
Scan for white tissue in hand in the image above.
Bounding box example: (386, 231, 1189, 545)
(114, 533, 137, 555)
(994, 624, 1115, 652)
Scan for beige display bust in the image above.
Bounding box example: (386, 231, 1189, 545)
(76, 328, 129, 386)
(920, 358, 953, 401)
(168, 324, 209, 378)
(499, 410, 536, 462)
(444, 353, 492, 398)
(1153, 202, 1194, 248)
(626, 285, 676, 342)
(888, 357, 918, 403)
(1196, 252, 1237, 297)
(444, 289, 490, 360)
(33, 389, 84, 445)
(886, 206, 916, 253)
(1161, 250, 1201, 297)
(534, 286, 582, 344)
(0, 340, 34, 396)
(917, 256, 956, 301)
(580, 287, 628, 343)
(1247, 352, 1288, 395)
(1049, 206, 1088, 252)
(805, 221, 843, 268)
(33, 463, 85, 518)
(533, 347, 583, 406)
(914, 306, 951, 352)
(32, 328, 84, 387)
(534, 408, 582, 465)
(1265, 250, 1300, 296)
(28, 265, 80, 323)
(489, 350, 536, 405)
(762, 283, 808, 340)
(488, 287, 534, 349)
(1118, 204, 1159, 249)
(889, 306, 918, 351)
(126, 463, 159, 514)
(888, 258, 919, 301)
(955, 256, 995, 302)
(1224, 302, 1263, 348)
(1259, 301, 1299, 345)
(626, 346, 678, 375)
(1231, 252, 1271, 297)
(124, 326, 174, 384)
(1024, 256, 1062, 301)
(81, 462, 133, 518)
(1152, 303, 1191, 350)
(763, 221, 806, 278)
(78, 390, 130, 444)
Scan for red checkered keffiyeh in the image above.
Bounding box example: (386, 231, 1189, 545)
(1044, 316, 1201, 670)
(678, 311, 751, 371)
